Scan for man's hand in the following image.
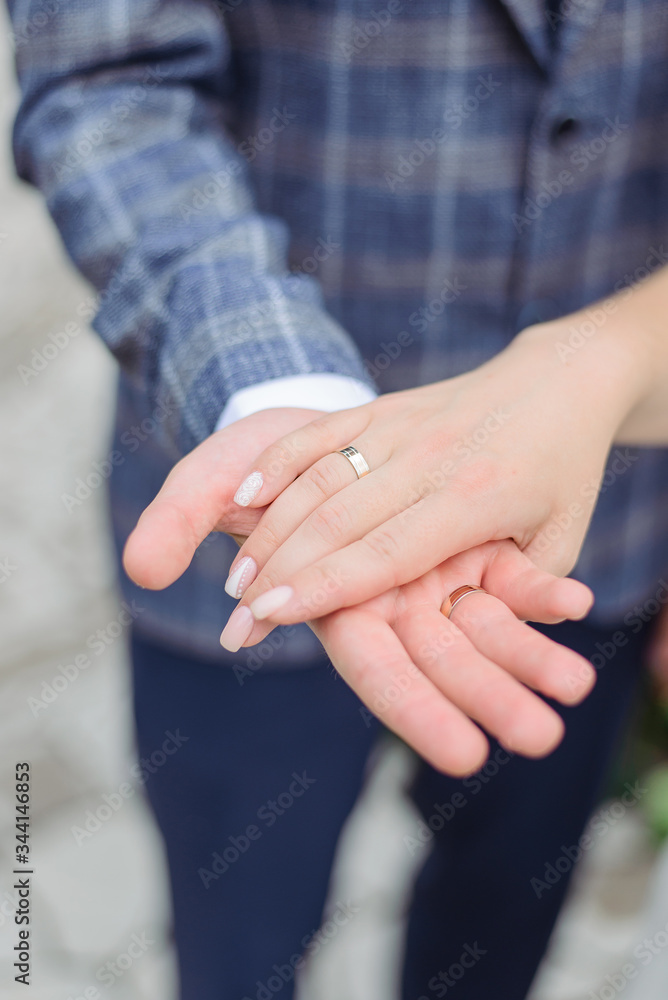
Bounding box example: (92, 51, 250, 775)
(309, 539, 595, 774)
(124, 411, 595, 775)
(123, 407, 325, 588)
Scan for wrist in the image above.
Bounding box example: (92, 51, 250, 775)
(513, 306, 653, 443)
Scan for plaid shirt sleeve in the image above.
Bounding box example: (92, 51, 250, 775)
(8, 0, 375, 454)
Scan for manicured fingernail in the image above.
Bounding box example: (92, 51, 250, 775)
(234, 471, 264, 506)
(250, 586, 294, 621)
(224, 556, 258, 599)
(220, 606, 254, 651)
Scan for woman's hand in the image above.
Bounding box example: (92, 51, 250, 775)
(122, 405, 596, 775)
(224, 313, 647, 630)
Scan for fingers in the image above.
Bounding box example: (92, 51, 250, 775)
(123, 407, 330, 590)
(123, 435, 236, 589)
(393, 603, 565, 757)
(244, 490, 484, 625)
(232, 407, 372, 507)
(483, 542, 594, 623)
(225, 443, 395, 599)
(445, 589, 595, 705)
(315, 607, 489, 776)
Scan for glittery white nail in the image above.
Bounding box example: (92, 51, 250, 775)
(224, 556, 258, 599)
(234, 471, 264, 506)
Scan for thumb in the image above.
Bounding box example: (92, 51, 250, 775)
(123, 407, 326, 590)
(123, 431, 256, 589)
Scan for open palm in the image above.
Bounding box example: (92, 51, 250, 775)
(291, 539, 595, 774)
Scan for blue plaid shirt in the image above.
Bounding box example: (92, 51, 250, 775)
(9, 0, 668, 665)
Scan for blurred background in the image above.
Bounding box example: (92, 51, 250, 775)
(3, 6, 668, 998)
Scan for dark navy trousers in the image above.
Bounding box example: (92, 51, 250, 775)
(131, 615, 650, 1000)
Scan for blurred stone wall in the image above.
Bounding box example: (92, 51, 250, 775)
(0, 9, 176, 998)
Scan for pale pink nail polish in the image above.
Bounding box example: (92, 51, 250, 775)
(219, 606, 254, 651)
(224, 556, 258, 599)
(234, 471, 264, 506)
(250, 586, 294, 621)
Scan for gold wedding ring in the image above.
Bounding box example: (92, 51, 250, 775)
(440, 585, 487, 619)
(337, 445, 370, 479)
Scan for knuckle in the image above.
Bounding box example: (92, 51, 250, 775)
(308, 500, 353, 545)
(254, 569, 282, 596)
(302, 460, 340, 502)
(264, 442, 292, 480)
(363, 527, 402, 576)
(298, 563, 344, 615)
(253, 517, 284, 553)
(305, 415, 338, 449)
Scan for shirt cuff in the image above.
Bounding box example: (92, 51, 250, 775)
(214, 373, 378, 431)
